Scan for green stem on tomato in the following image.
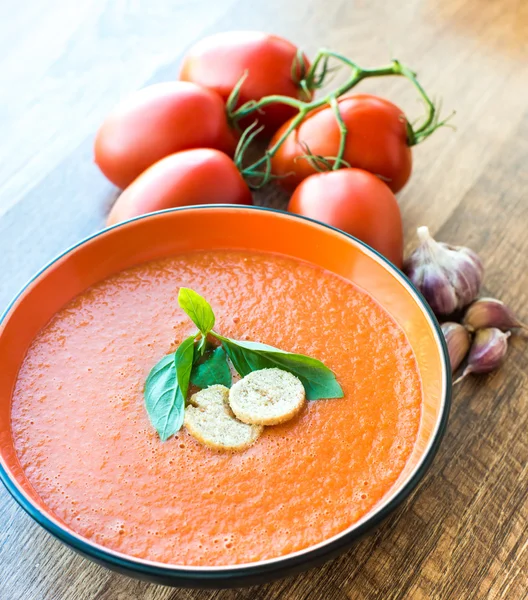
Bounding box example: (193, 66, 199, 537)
(303, 50, 335, 91)
(329, 96, 347, 170)
(305, 50, 439, 140)
(235, 61, 394, 179)
(231, 49, 448, 185)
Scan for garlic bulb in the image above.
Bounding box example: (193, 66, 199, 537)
(403, 226, 484, 316)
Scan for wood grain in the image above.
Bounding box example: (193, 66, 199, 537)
(1, 0, 527, 598)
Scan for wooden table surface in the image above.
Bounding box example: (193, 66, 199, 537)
(1, 0, 527, 598)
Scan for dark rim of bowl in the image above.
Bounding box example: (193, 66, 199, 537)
(0, 204, 452, 583)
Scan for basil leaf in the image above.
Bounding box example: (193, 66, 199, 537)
(178, 288, 215, 335)
(144, 353, 185, 441)
(191, 346, 232, 389)
(214, 335, 343, 401)
(175, 335, 196, 402)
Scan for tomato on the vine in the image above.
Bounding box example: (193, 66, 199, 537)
(287, 168, 404, 267)
(179, 31, 312, 134)
(107, 149, 252, 226)
(95, 82, 236, 189)
(271, 94, 412, 193)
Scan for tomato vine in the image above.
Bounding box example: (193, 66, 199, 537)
(229, 48, 453, 188)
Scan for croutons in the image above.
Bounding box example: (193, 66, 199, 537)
(184, 385, 263, 451)
(228, 368, 305, 426)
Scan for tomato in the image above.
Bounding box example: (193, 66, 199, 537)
(179, 31, 312, 134)
(107, 149, 252, 226)
(95, 82, 236, 189)
(271, 94, 412, 193)
(287, 168, 403, 267)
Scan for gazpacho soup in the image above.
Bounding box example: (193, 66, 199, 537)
(11, 249, 422, 566)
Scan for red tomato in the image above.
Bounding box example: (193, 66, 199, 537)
(179, 31, 312, 134)
(271, 94, 412, 193)
(95, 82, 237, 189)
(287, 168, 403, 267)
(107, 149, 252, 226)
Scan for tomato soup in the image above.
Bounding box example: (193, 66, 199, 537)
(11, 250, 422, 566)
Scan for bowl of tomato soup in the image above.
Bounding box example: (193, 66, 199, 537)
(0, 205, 450, 587)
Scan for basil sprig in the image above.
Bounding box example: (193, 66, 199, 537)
(144, 288, 343, 440)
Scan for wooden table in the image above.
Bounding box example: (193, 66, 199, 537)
(1, 0, 527, 598)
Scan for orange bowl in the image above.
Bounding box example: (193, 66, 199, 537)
(0, 205, 451, 587)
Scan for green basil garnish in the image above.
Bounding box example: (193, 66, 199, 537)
(145, 288, 343, 440)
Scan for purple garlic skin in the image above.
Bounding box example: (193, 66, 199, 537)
(404, 226, 484, 316)
(441, 322, 471, 372)
(454, 327, 510, 384)
(463, 297, 527, 332)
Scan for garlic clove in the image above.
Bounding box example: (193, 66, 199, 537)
(403, 226, 484, 317)
(454, 327, 510, 384)
(463, 297, 527, 332)
(441, 322, 471, 372)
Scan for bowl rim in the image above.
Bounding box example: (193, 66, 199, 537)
(0, 204, 452, 582)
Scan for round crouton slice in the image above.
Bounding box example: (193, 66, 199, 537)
(228, 368, 306, 426)
(184, 385, 262, 452)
